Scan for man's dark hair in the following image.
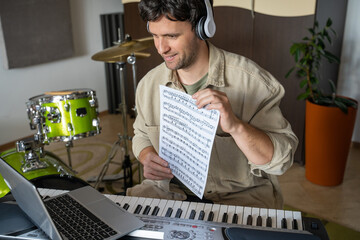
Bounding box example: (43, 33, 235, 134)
(138, 0, 213, 30)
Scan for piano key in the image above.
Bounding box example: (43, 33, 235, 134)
(259, 208, 268, 227)
(256, 216, 262, 226)
(161, 200, 175, 217)
(292, 219, 299, 230)
(210, 204, 220, 222)
(184, 202, 198, 219)
(194, 202, 205, 220)
(276, 210, 285, 228)
(251, 208, 260, 227)
(266, 216, 272, 227)
(225, 205, 236, 224)
(217, 205, 229, 222)
(189, 210, 196, 219)
(170, 201, 183, 218)
(235, 206, 244, 224)
(232, 213, 238, 224)
(175, 208, 183, 218)
(293, 211, 303, 230)
(268, 209, 276, 228)
(165, 207, 173, 217)
(148, 198, 161, 215)
(246, 215, 253, 225)
(152, 206, 160, 216)
(198, 210, 205, 220)
(179, 201, 190, 219)
(118, 196, 133, 210)
(126, 196, 140, 213)
(202, 203, 213, 221)
(157, 199, 169, 217)
(242, 207, 252, 225)
(221, 213, 228, 223)
(285, 210, 293, 230)
(207, 211, 214, 221)
(143, 205, 151, 215)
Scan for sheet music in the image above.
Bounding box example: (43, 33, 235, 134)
(159, 85, 220, 199)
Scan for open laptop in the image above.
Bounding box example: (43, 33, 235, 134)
(0, 157, 144, 240)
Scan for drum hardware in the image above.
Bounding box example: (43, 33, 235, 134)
(16, 137, 47, 173)
(89, 34, 153, 191)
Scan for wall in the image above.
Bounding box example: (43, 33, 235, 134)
(338, 0, 360, 143)
(0, 0, 123, 145)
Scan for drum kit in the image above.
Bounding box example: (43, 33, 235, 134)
(0, 33, 154, 198)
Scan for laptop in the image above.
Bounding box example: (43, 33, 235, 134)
(0, 157, 144, 240)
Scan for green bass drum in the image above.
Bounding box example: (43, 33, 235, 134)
(0, 148, 88, 198)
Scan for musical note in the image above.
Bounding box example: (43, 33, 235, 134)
(159, 86, 220, 199)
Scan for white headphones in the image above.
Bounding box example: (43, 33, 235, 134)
(146, 0, 216, 40)
(195, 0, 216, 40)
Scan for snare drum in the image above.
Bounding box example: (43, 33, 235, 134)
(26, 88, 100, 143)
(0, 148, 88, 198)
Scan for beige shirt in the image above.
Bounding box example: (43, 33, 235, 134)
(127, 42, 298, 209)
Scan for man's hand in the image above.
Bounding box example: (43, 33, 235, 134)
(138, 146, 174, 180)
(192, 88, 240, 134)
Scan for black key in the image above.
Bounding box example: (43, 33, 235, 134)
(281, 218, 287, 229)
(292, 219, 298, 230)
(246, 215, 252, 225)
(189, 210, 196, 219)
(134, 204, 142, 214)
(123, 203, 130, 210)
(143, 205, 151, 215)
(115, 202, 121, 207)
(198, 210, 205, 220)
(207, 211, 214, 221)
(232, 214, 238, 224)
(222, 213, 228, 223)
(175, 209, 182, 218)
(151, 206, 160, 216)
(256, 216, 262, 226)
(165, 208, 173, 217)
(266, 217, 272, 227)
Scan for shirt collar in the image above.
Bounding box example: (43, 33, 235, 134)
(161, 42, 226, 89)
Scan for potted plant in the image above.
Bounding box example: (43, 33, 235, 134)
(286, 18, 358, 186)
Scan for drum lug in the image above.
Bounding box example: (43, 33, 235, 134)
(89, 98, 98, 108)
(67, 123, 73, 132)
(46, 107, 61, 123)
(92, 118, 100, 127)
(64, 103, 70, 112)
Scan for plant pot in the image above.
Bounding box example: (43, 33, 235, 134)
(305, 99, 357, 186)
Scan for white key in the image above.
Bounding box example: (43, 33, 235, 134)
(217, 205, 229, 223)
(131, 197, 146, 214)
(112, 195, 125, 206)
(161, 200, 175, 217)
(141, 198, 157, 215)
(293, 211, 303, 230)
(235, 206, 244, 224)
(203, 203, 213, 221)
(259, 208, 268, 227)
(148, 198, 160, 215)
(276, 209, 285, 228)
(184, 202, 198, 219)
(210, 204, 220, 222)
(251, 207, 260, 227)
(155, 199, 168, 216)
(179, 201, 190, 219)
(268, 209, 276, 228)
(226, 205, 236, 224)
(170, 201, 183, 218)
(194, 202, 205, 220)
(119, 196, 133, 210)
(127, 197, 140, 213)
(243, 207, 252, 225)
(285, 210, 293, 230)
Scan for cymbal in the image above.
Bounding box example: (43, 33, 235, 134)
(91, 37, 154, 63)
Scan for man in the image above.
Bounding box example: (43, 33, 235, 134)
(126, 0, 298, 209)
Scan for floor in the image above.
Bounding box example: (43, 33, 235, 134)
(10, 112, 360, 233)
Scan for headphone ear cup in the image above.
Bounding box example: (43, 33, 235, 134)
(196, 16, 207, 40)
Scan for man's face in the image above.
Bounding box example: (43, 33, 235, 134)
(148, 16, 201, 70)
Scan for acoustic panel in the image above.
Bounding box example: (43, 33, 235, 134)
(0, 0, 73, 69)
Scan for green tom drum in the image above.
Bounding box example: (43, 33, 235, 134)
(26, 88, 101, 144)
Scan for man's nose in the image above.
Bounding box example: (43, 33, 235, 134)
(156, 38, 170, 55)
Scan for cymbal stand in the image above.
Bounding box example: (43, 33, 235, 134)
(65, 140, 73, 168)
(93, 61, 133, 191)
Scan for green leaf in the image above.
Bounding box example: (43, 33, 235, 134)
(285, 67, 295, 78)
(326, 18, 332, 27)
(334, 100, 348, 114)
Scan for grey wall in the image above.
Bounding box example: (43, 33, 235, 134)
(0, 0, 123, 145)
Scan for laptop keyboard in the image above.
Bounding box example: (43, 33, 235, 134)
(45, 194, 118, 240)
